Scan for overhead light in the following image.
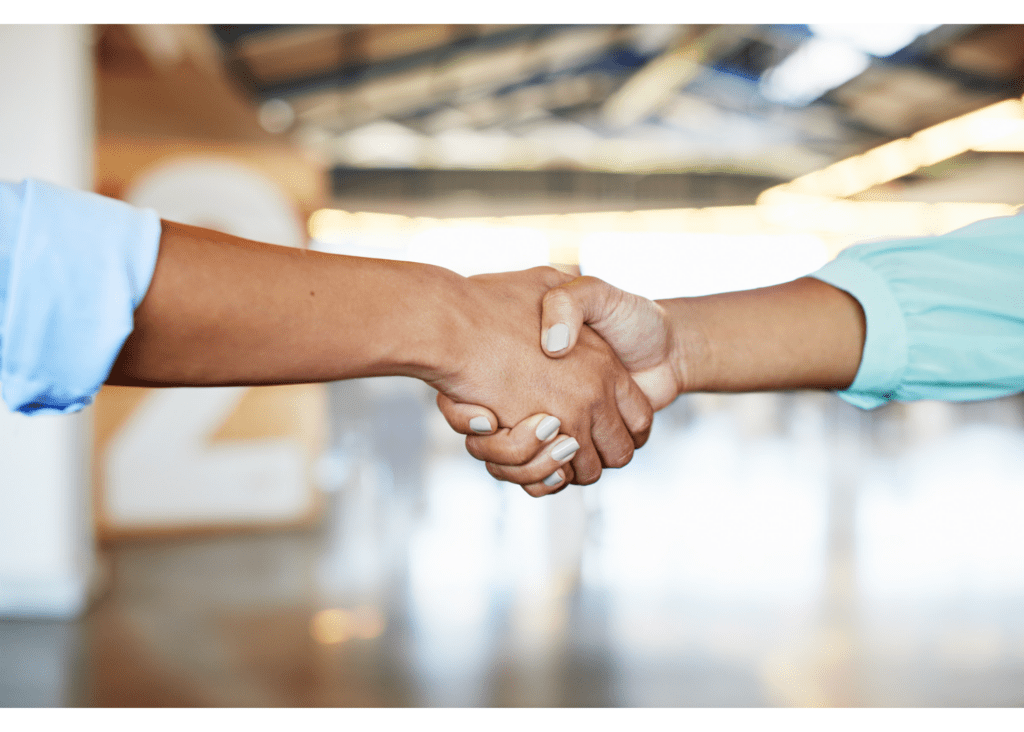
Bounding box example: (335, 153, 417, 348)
(338, 121, 424, 167)
(761, 37, 869, 106)
(759, 98, 1024, 202)
(809, 24, 940, 58)
(431, 128, 515, 168)
(258, 98, 295, 134)
(761, 25, 939, 107)
(310, 606, 385, 645)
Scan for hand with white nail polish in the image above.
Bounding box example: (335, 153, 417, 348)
(429, 267, 654, 488)
(540, 277, 683, 412)
(536, 275, 866, 401)
(544, 323, 571, 353)
(549, 436, 580, 462)
(435, 396, 593, 496)
(452, 274, 866, 499)
(469, 416, 493, 434)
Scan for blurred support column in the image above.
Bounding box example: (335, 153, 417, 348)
(763, 397, 867, 707)
(0, 25, 98, 618)
(816, 400, 865, 703)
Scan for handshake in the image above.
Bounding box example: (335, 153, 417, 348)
(423, 264, 869, 497)
(108, 221, 867, 483)
(428, 266, 683, 497)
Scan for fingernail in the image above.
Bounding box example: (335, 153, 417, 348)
(535, 416, 561, 442)
(543, 470, 564, 487)
(550, 437, 580, 462)
(545, 323, 570, 352)
(469, 416, 493, 434)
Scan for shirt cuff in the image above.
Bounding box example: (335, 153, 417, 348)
(1, 179, 161, 415)
(810, 255, 909, 410)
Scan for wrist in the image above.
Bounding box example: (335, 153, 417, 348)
(658, 297, 710, 395)
(393, 264, 471, 385)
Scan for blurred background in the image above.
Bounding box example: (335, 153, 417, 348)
(2, 22, 1024, 707)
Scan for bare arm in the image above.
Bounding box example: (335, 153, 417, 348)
(109, 220, 468, 387)
(109, 221, 654, 487)
(661, 276, 866, 395)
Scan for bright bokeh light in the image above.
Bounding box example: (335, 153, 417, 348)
(405, 456, 505, 704)
(309, 199, 1019, 281)
(858, 419, 1024, 603)
(761, 38, 870, 106)
(312, 96, 1024, 276)
(408, 225, 550, 277)
(810, 24, 940, 57)
(310, 606, 386, 644)
(432, 128, 515, 168)
(762, 98, 1024, 202)
(339, 121, 424, 167)
(580, 232, 830, 299)
(761, 25, 939, 107)
(594, 402, 830, 606)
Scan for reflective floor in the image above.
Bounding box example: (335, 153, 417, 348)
(5, 380, 1024, 706)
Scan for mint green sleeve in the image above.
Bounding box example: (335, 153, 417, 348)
(810, 212, 1024, 409)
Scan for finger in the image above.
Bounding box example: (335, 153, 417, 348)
(516, 460, 576, 498)
(435, 392, 499, 436)
(589, 399, 637, 471)
(483, 432, 581, 485)
(541, 276, 620, 358)
(614, 371, 655, 449)
(568, 429, 603, 486)
(465, 413, 563, 466)
(532, 265, 577, 290)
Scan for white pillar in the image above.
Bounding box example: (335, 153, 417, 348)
(0, 25, 97, 618)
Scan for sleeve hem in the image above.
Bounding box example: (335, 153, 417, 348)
(1, 179, 162, 415)
(810, 256, 909, 410)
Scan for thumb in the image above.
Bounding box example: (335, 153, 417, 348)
(541, 276, 620, 358)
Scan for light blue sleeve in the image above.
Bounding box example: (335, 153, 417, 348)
(0, 179, 161, 415)
(810, 212, 1024, 409)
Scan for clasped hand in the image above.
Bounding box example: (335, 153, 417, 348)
(433, 270, 680, 496)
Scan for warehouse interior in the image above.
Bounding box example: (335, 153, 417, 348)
(3, 23, 1024, 708)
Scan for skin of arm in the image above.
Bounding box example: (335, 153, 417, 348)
(439, 274, 866, 487)
(107, 221, 654, 487)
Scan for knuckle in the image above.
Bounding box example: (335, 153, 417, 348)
(466, 439, 488, 462)
(574, 465, 602, 486)
(509, 441, 534, 466)
(542, 286, 573, 311)
(632, 426, 651, 449)
(575, 275, 604, 288)
(634, 412, 654, 440)
(605, 444, 634, 469)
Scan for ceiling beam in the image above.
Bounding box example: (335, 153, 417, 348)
(223, 24, 599, 100)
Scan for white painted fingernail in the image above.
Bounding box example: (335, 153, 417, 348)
(535, 416, 561, 442)
(545, 323, 570, 352)
(550, 437, 580, 462)
(469, 416, 493, 434)
(543, 470, 564, 487)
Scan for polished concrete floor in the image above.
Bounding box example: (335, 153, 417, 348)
(5, 380, 1024, 707)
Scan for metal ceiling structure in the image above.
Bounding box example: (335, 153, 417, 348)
(206, 24, 1024, 171)
(107, 24, 1024, 209)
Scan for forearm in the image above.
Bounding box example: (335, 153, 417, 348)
(664, 277, 866, 394)
(108, 220, 460, 387)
